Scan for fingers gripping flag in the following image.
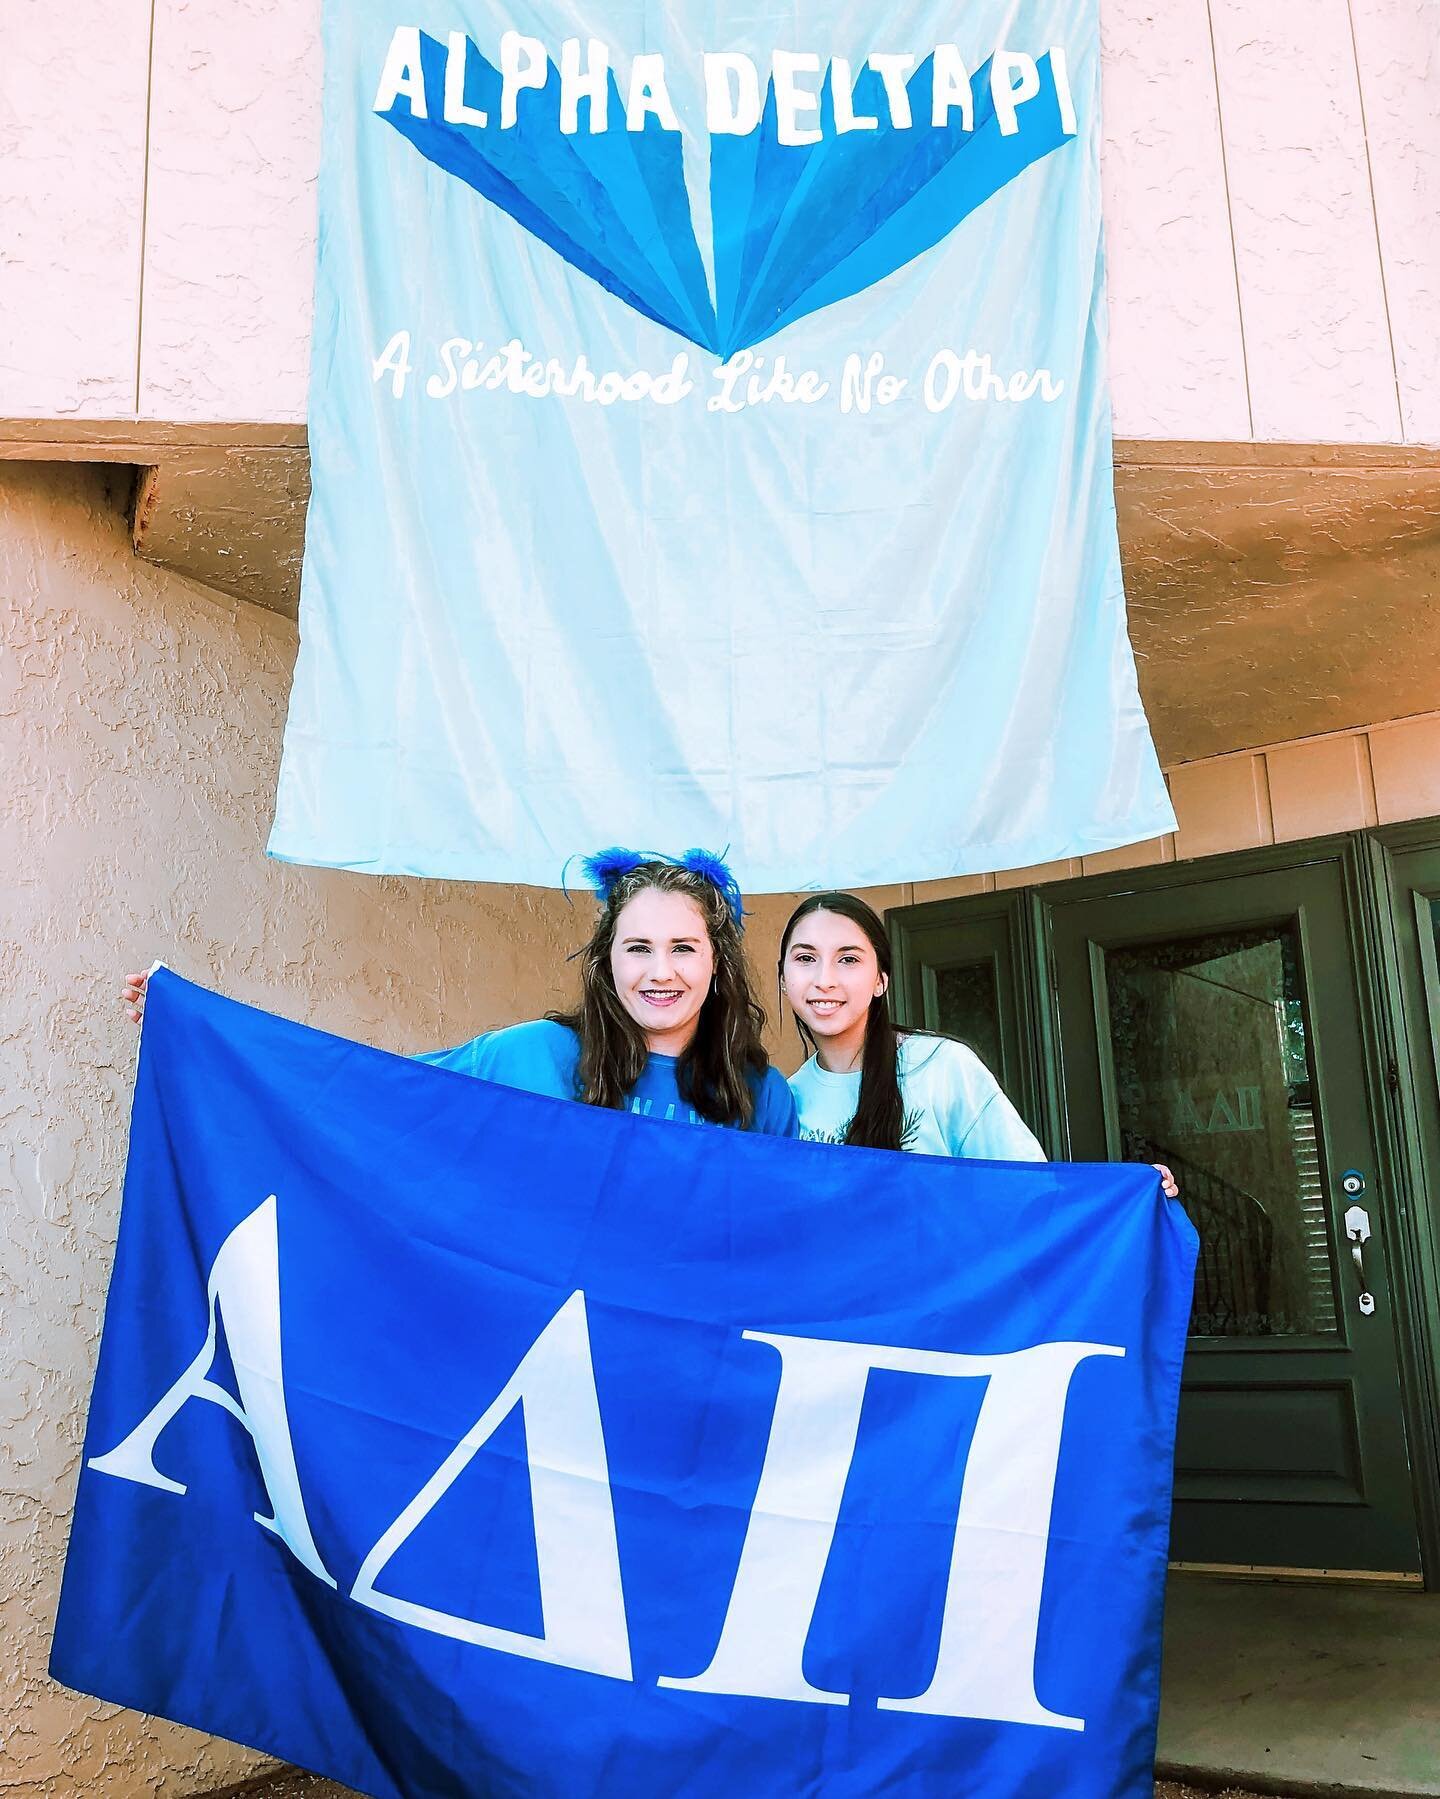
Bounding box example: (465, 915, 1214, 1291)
(53, 971, 1196, 1796)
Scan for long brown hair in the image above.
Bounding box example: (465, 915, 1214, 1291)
(779, 891, 911, 1151)
(551, 861, 771, 1126)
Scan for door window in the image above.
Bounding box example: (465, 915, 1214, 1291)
(932, 958, 1004, 1077)
(1104, 923, 1339, 1339)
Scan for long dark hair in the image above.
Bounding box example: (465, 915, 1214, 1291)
(551, 861, 770, 1126)
(779, 891, 911, 1151)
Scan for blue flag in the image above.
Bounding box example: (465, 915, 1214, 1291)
(53, 971, 1196, 1796)
(268, 0, 1175, 890)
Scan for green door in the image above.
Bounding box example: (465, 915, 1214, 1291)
(1044, 846, 1421, 1577)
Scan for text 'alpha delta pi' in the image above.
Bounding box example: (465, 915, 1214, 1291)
(372, 27, 1081, 147)
(86, 1194, 1125, 1733)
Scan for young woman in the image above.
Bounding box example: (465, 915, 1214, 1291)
(123, 850, 797, 1136)
(779, 891, 1179, 1192)
(418, 850, 795, 1131)
(780, 891, 1044, 1158)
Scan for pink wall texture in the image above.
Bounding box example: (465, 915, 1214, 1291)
(2, 0, 1438, 442)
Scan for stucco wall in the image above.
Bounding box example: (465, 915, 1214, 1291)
(3, 0, 1437, 443)
(0, 460, 588, 1796)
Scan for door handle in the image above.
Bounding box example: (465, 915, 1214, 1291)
(1343, 1202, 1376, 1317)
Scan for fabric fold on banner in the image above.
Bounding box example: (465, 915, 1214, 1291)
(268, 0, 1175, 890)
(53, 971, 1196, 1797)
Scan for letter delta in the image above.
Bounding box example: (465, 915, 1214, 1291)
(89, 1197, 1122, 1729)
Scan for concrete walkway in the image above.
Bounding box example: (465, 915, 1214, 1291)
(1158, 1574, 1440, 1797)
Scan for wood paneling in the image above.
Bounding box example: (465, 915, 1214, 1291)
(910, 874, 997, 903)
(995, 858, 1083, 891)
(1265, 734, 1377, 840)
(1169, 755, 1272, 860)
(1081, 835, 1175, 876)
(1370, 716, 1440, 824)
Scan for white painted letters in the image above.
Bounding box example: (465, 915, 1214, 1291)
(443, 32, 487, 128)
(500, 31, 548, 128)
(772, 50, 823, 146)
(372, 330, 414, 398)
(625, 54, 680, 133)
(830, 60, 878, 134)
(868, 53, 916, 129)
(704, 53, 762, 136)
(991, 50, 1041, 137)
(372, 35, 1079, 144)
(560, 38, 609, 135)
(373, 25, 427, 119)
(931, 45, 974, 131)
(1049, 46, 1078, 136)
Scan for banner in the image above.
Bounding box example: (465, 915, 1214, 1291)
(53, 971, 1195, 1796)
(268, 0, 1175, 890)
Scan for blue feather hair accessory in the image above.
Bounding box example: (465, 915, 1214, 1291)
(578, 847, 649, 899)
(567, 845, 747, 930)
(675, 847, 746, 929)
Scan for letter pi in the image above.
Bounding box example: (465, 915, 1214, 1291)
(660, 1330, 1123, 1728)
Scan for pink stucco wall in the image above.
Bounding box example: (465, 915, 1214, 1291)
(3, 0, 1437, 441)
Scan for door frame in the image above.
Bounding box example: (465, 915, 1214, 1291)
(888, 830, 1440, 1588)
(886, 892, 1053, 1149)
(1369, 819, 1440, 1585)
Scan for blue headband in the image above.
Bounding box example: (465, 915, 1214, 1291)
(575, 846, 746, 930)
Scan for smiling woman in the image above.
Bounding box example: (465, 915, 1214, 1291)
(117, 853, 795, 1133)
(780, 892, 1045, 1157)
(417, 854, 797, 1133)
(779, 893, 1179, 1197)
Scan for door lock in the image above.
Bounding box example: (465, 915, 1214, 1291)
(1344, 1202, 1376, 1317)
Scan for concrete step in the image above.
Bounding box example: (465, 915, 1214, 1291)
(203, 1572, 1440, 1799)
(1158, 1574, 1440, 1798)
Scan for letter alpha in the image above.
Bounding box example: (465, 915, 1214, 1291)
(88, 1195, 336, 1588)
(659, 1330, 1122, 1728)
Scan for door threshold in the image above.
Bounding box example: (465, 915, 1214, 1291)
(1169, 1559, 1424, 1587)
